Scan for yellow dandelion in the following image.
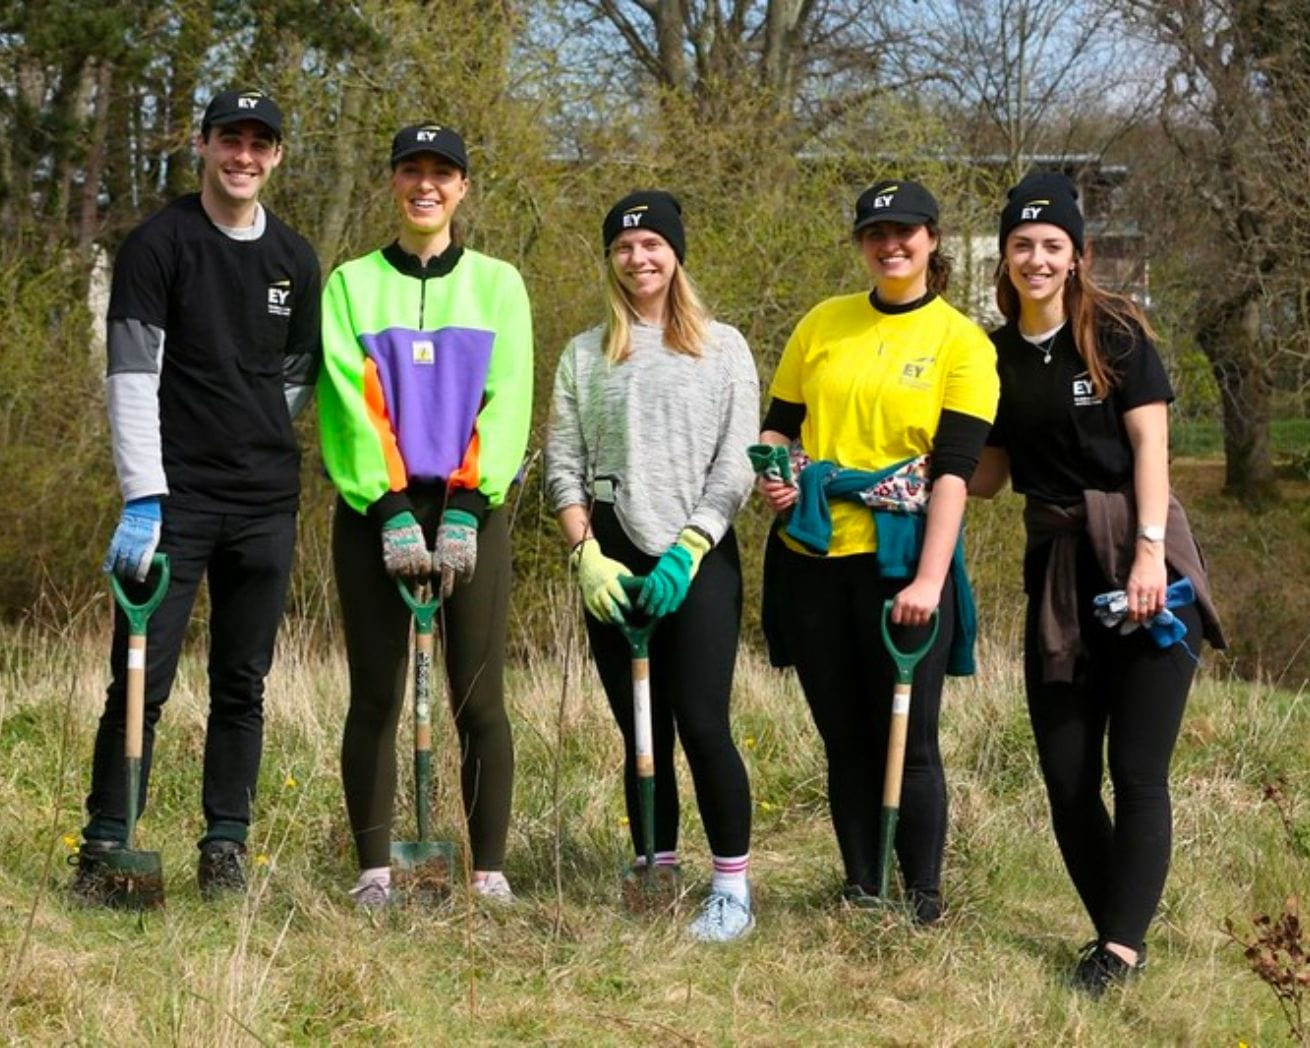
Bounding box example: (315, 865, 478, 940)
(284, 775, 298, 789)
(743, 735, 757, 750)
(62, 834, 79, 852)
(759, 800, 775, 812)
(619, 816, 630, 827)
(254, 854, 271, 867)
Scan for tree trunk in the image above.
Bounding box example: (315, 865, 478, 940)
(316, 82, 365, 273)
(79, 60, 114, 253)
(1199, 294, 1278, 500)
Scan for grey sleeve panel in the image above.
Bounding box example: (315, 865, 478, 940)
(107, 370, 168, 500)
(105, 318, 167, 500)
(284, 383, 315, 420)
(283, 345, 319, 420)
(106, 317, 164, 375)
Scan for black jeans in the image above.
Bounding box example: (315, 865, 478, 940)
(583, 505, 752, 859)
(1024, 537, 1201, 948)
(777, 543, 955, 903)
(85, 505, 296, 846)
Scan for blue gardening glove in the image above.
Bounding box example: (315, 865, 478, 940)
(434, 508, 478, 598)
(639, 528, 711, 618)
(747, 443, 792, 483)
(102, 497, 162, 582)
(571, 538, 633, 624)
(380, 510, 430, 580)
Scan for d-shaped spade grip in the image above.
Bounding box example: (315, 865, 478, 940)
(876, 598, 940, 901)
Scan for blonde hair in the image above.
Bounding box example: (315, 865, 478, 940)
(602, 261, 710, 363)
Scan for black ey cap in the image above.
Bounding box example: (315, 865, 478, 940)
(601, 190, 686, 263)
(202, 89, 283, 140)
(853, 179, 939, 233)
(390, 124, 469, 173)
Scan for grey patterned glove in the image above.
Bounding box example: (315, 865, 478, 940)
(434, 509, 478, 597)
(380, 511, 430, 580)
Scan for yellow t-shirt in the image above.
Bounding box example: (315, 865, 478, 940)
(770, 292, 999, 556)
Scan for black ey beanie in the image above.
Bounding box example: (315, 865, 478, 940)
(602, 190, 686, 262)
(998, 173, 1084, 255)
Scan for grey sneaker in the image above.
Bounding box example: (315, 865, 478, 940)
(688, 890, 754, 943)
(349, 877, 392, 911)
(472, 871, 514, 903)
(197, 840, 247, 899)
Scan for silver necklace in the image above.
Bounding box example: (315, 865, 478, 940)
(1022, 325, 1063, 364)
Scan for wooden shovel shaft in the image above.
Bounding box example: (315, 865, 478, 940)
(125, 634, 146, 843)
(632, 654, 655, 865)
(880, 681, 911, 809)
(414, 628, 434, 842)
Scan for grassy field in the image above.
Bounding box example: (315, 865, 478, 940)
(1, 607, 1306, 1047)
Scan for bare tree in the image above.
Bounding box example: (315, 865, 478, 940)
(1123, 0, 1310, 498)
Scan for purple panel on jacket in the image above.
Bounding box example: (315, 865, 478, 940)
(359, 326, 495, 482)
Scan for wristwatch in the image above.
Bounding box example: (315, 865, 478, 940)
(1137, 523, 1165, 543)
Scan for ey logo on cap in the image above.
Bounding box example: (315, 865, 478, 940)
(873, 185, 900, 209)
(621, 205, 649, 229)
(237, 91, 266, 110)
(1021, 199, 1051, 221)
(415, 125, 443, 143)
(267, 279, 291, 317)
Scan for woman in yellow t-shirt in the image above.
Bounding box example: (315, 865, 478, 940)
(756, 179, 998, 922)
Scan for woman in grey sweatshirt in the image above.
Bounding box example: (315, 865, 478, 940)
(545, 190, 759, 943)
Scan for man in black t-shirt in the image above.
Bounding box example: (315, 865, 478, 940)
(75, 88, 321, 903)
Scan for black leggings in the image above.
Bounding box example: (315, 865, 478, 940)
(334, 493, 514, 871)
(583, 505, 751, 859)
(1024, 538, 1201, 948)
(777, 544, 955, 902)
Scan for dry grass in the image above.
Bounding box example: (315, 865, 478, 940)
(0, 606, 1305, 1046)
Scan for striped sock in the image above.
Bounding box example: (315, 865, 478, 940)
(633, 851, 680, 870)
(711, 854, 750, 905)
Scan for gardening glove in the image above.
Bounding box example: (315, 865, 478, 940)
(747, 443, 792, 484)
(380, 510, 430, 580)
(102, 497, 162, 582)
(570, 538, 633, 624)
(639, 528, 711, 618)
(434, 508, 478, 598)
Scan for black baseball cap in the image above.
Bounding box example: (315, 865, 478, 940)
(390, 124, 469, 173)
(201, 89, 283, 140)
(853, 179, 939, 233)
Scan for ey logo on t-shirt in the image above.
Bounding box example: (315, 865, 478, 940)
(412, 339, 435, 365)
(900, 355, 935, 390)
(1072, 373, 1100, 407)
(267, 280, 292, 317)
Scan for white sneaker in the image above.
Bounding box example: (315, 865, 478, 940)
(472, 871, 514, 903)
(688, 890, 754, 943)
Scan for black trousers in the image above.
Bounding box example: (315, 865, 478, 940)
(85, 505, 297, 846)
(584, 505, 752, 859)
(776, 543, 955, 902)
(334, 493, 514, 871)
(1024, 537, 1201, 948)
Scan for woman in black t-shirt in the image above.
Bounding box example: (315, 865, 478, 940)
(971, 173, 1224, 998)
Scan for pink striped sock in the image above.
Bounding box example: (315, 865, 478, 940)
(711, 854, 750, 903)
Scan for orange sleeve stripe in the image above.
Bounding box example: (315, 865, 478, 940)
(363, 359, 408, 492)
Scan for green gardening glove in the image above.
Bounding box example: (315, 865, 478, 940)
(571, 538, 633, 624)
(747, 443, 791, 483)
(434, 508, 478, 598)
(639, 528, 711, 618)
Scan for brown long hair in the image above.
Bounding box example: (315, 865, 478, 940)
(995, 239, 1155, 400)
(602, 261, 710, 364)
